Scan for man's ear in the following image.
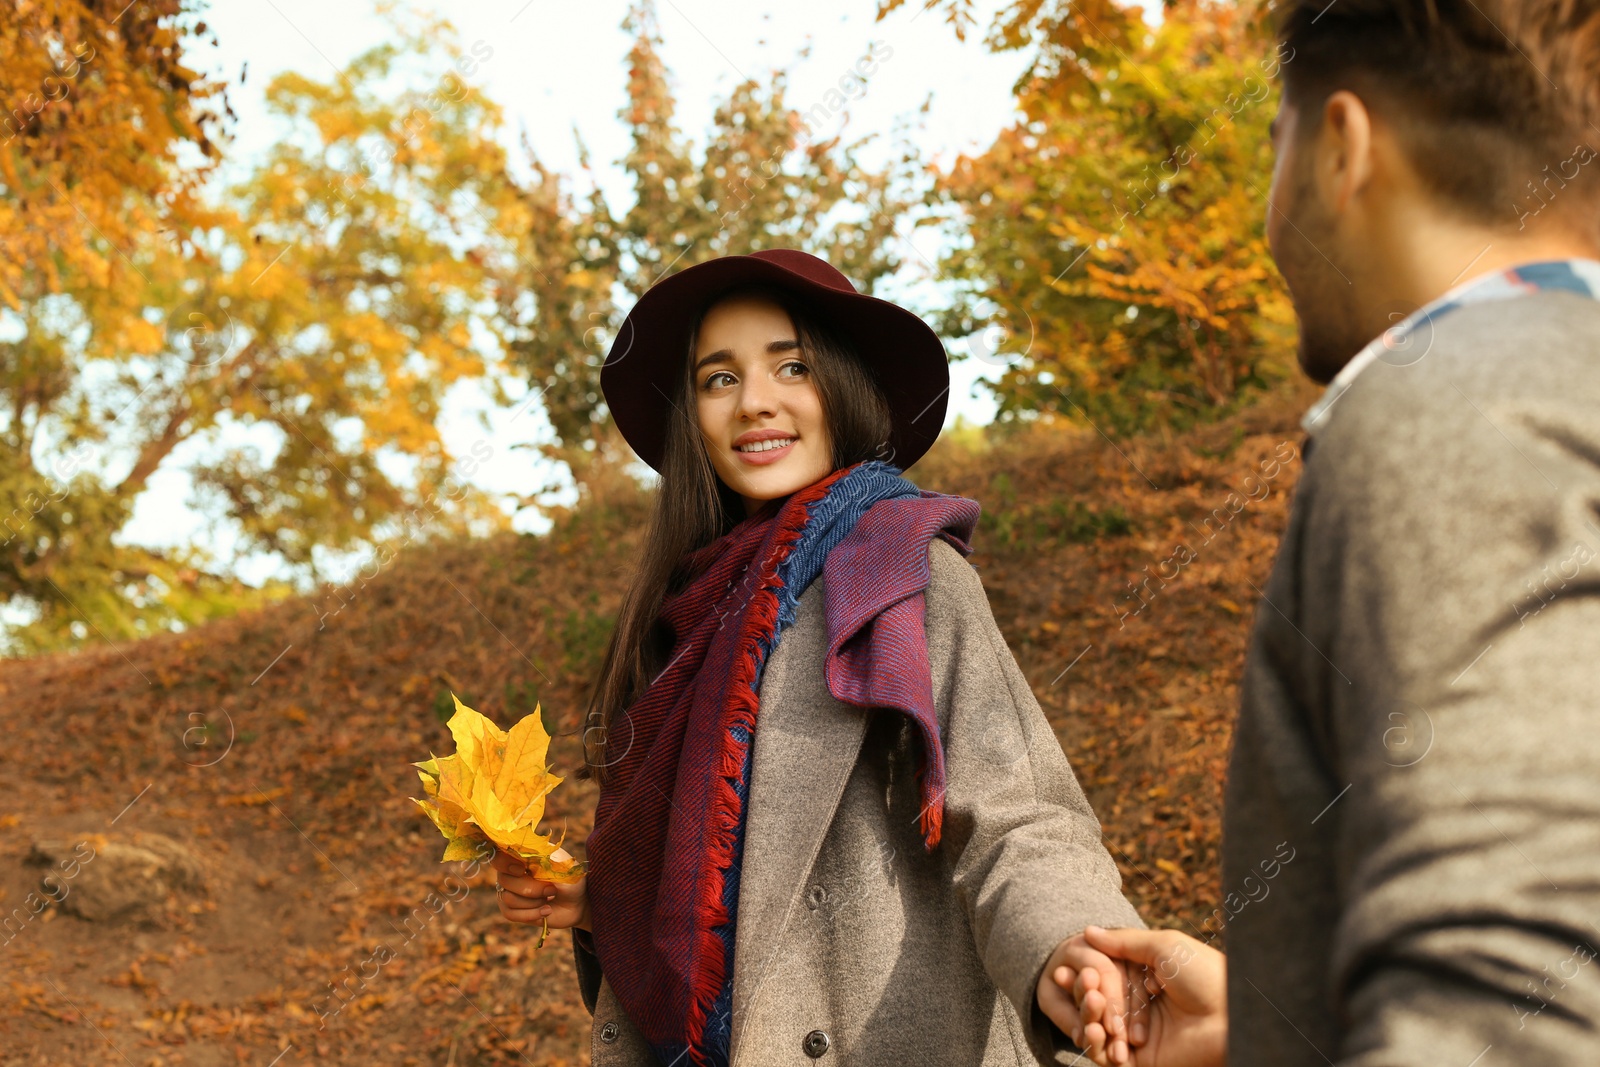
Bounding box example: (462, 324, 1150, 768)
(1314, 90, 1376, 217)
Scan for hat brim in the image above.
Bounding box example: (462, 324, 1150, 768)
(600, 254, 949, 473)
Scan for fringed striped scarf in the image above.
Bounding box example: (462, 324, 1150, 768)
(585, 459, 980, 1066)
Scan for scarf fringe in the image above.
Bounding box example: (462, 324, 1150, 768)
(915, 758, 945, 849)
(682, 472, 839, 1065)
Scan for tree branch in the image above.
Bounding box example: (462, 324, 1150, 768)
(116, 393, 191, 500)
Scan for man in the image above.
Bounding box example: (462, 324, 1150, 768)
(1045, 0, 1600, 1063)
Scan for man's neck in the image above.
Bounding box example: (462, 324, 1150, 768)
(1382, 214, 1600, 316)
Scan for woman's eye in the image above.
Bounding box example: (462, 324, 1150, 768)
(704, 371, 734, 389)
(778, 361, 809, 378)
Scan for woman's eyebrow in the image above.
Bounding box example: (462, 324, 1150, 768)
(693, 351, 732, 373)
(693, 338, 802, 373)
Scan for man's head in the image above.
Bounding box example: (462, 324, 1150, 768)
(1267, 0, 1600, 382)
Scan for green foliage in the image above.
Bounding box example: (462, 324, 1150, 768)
(906, 0, 1297, 435)
(505, 0, 925, 468)
(502, 678, 544, 726)
(982, 497, 1134, 548)
(434, 688, 469, 725)
(552, 593, 615, 685)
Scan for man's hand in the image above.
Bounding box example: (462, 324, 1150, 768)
(1074, 925, 1227, 1067)
(1037, 932, 1139, 1064)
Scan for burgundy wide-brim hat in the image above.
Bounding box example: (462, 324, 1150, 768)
(600, 248, 950, 473)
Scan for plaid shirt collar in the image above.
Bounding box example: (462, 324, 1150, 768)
(1302, 258, 1600, 436)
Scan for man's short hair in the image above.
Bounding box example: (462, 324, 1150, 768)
(1276, 0, 1600, 224)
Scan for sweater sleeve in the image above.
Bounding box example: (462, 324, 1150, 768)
(923, 537, 1145, 1064)
(1300, 303, 1600, 1066)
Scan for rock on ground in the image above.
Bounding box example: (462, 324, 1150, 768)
(27, 832, 207, 925)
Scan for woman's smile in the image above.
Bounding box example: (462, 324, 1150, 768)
(732, 429, 798, 464)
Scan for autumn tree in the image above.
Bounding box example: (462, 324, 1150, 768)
(507, 0, 925, 478)
(1, 12, 522, 652)
(0, 0, 227, 307)
(887, 0, 1296, 434)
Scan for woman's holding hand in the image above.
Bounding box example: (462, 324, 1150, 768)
(1038, 935, 1142, 1064)
(1056, 926, 1228, 1067)
(491, 848, 590, 931)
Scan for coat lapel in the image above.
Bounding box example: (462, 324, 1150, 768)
(728, 577, 868, 1064)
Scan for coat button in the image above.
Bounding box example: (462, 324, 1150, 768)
(600, 1021, 619, 1044)
(802, 1029, 831, 1058)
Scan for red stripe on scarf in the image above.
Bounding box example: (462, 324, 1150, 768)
(673, 467, 852, 1062)
(601, 463, 851, 1062)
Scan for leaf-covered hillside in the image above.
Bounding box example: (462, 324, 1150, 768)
(0, 378, 1317, 1065)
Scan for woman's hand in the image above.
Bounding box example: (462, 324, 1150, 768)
(1039, 933, 1139, 1064)
(1073, 926, 1228, 1067)
(490, 847, 590, 932)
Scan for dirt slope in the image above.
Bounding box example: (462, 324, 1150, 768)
(0, 379, 1318, 1065)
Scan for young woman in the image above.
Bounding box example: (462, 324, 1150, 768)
(490, 249, 1142, 1066)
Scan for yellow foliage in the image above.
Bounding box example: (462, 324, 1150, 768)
(935, 0, 1297, 432)
(412, 694, 582, 884)
(4, 15, 517, 653)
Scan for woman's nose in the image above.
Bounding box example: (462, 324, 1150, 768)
(735, 376, 779, 419)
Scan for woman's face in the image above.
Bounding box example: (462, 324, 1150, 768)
(693, 293, 833, 516)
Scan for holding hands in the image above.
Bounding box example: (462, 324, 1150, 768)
(492, 847, 1225, 1067)
(1040, 926, 1228, 1067)
(1037, 934, 1140, 1064)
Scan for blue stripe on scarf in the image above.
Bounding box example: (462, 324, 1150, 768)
(696, 461, 919, 1066)
(1509, 260, 1595, 296)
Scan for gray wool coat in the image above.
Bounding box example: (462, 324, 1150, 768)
(571, 536, 1142, 1065)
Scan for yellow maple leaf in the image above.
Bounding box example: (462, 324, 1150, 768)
(412, 694, 583, 885)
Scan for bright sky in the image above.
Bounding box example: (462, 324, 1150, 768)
(117, 0, 1150, 586)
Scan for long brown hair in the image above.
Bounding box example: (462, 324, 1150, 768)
(579, 285, 895, 783)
